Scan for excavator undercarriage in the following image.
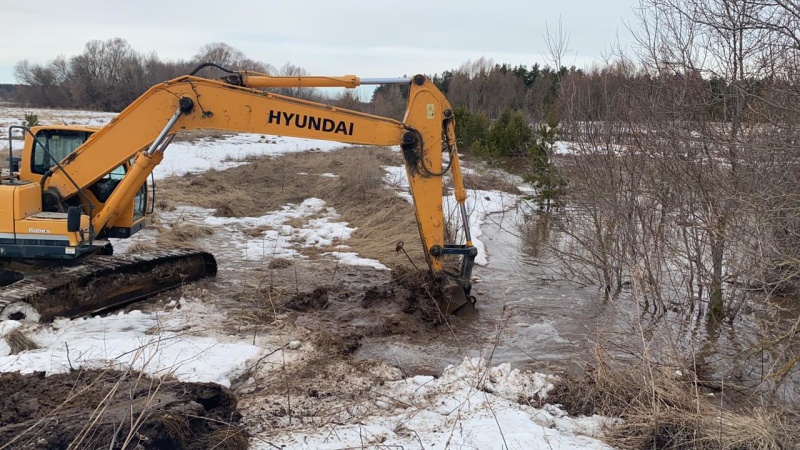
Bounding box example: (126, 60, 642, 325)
(0, 249, 216, 322)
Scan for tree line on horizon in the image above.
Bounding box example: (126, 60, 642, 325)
(11, 38, 572, 123)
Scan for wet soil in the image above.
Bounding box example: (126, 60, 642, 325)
(229, 265, 464, 436)
(0, 370, 248, 450)
(283, 267, 453, 356)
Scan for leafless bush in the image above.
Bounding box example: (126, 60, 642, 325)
(552, 350, 800, 449)
(527, 0, 800, 409)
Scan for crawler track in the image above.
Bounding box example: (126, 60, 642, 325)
(0, 249, 217, 322)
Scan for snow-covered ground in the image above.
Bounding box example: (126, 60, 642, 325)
(154, 134, 347, 179)
(118, 199, 388, 270)
(0, 298, 262, 388)
(253, 357, 614, 450)
(0, 106, 615, 449)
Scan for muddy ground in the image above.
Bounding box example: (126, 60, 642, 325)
(0, 261, 465, 449)
(230, 266, 471, 438)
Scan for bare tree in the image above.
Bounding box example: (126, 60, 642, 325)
(544, 16, 572, 70)
(550, 0, 800, 329)
(270, 62, 316, 100)
(192, 42, 274, 78)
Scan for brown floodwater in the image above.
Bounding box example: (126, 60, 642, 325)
(356, 203, 620, 376)
(358, 202, 800, 407)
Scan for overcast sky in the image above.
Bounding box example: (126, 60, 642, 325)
(1, 0, 639, 86)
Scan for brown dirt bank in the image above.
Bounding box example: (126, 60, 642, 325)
(0, 370, 248, 450)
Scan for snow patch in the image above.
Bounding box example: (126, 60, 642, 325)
(0, 298, 263, 387)
(321, 251, 389, 270)
(154, 134, 348, 179)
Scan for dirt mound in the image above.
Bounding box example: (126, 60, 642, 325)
(0, 370, 248, 450)
(285, 286, 330, 311)
(357, 268, 447, 326)
(285, 268, 451, 357)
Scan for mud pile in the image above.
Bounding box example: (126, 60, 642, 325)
(0, 370, 248, 450)
(284, 268, 451, 356)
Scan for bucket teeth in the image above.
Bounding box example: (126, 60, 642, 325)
(0, 250, 217, 322)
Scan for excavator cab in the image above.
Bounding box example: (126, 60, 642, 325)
(19, 126, 149, 239)
(1, 124, 213, 321)
(28, 129, 91, 175)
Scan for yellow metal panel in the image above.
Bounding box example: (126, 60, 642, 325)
(112, 198, 135, 227)
(402, 79, 454, 273)
(46, 77, 408, 199)
(17, 218, 65, 235)
(0, 185, 15, 233)
(242, 74, 360, 88)
(12, 182, 42, 221)
(17, 216, 88, 247)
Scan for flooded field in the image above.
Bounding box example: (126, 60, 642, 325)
(2, 101, 797, 447)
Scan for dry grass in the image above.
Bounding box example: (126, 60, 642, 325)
(158, 146, 426, 269)
(171, 128, 232, 144)
(268, 258, 292, 269)
(156, 223, 215, 248)
(460, 171, 522, 195)
(549, 349, 800, 450)
(124, 241, 159, 254)
(199, 427, 250, 450)
(3, 328, 40, 355)
(152, 412, 190, 448)
(338, 152, 386, 201)
(155, 199, 176, 212)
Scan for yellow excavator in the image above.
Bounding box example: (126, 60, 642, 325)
(0, 64, 478, 321)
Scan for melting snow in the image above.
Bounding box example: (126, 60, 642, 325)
(255, 357, 614, 449)
(154, 134, 347, 179)
(0, 299, 263, 388)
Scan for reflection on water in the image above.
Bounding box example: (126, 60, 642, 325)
(476, 202, 800, 405)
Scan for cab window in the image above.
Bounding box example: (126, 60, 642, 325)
(31, 130, 91, 174)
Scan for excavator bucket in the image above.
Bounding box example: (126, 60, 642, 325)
(0, 250, 217, 322)
(437, 276, 476, 316)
